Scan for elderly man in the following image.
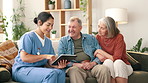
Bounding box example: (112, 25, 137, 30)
(58, 17, 110, 83)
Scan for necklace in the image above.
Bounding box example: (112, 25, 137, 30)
(103, 38, 111, 47)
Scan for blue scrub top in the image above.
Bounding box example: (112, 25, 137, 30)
(12, 31, 55, 73)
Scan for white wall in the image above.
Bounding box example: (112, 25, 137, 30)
(24, 0, 148, 50)
(24, 0, 45, 30)
(93, 0, 148, 49)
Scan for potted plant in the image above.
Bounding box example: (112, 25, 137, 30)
(128, 38, 148, 53)
(48, 0, 55, 10)
(80, 0, 87, 17)
(11, 0, 30, 41)
(51, 30, 57, 38)
(0, 14, 9, 40)
(92, 31, 98, 36)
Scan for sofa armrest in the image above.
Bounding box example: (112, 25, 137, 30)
(0, 67, 11, 82)
(127, 51, 148, 72)
(126, 52, 141, 71)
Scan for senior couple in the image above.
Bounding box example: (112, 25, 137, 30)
(58, 16, 133, 83)
(12, 12, 133, 83)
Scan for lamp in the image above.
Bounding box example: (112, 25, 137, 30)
(105, 8, 128, 26)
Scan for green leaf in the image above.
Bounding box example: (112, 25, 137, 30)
(136, 38, 142, 51)
(92, 32, 98, 35)
(141, 47, 148, 52)
(129, 38, 148, 53)
(11, 0, 30, 40)
(51, 30, 57, 34)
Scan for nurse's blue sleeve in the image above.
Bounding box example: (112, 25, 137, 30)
(19, 33, 33, 54)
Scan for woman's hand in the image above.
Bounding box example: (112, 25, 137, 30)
(96, 54, 106, 62)
(94, 49, 103, 57)
(51, 60, 67, 69)
(94, 49, 114, 61)
(57, 60, 67, 68)
(45, 55, 56, 60)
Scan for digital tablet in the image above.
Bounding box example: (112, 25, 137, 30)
(51, 54, 77, 65)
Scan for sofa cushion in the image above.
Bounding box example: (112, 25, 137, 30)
(126, 52, 141, 71)
(128, 71, 148, 83)
(0, 40, 18, 70)
(0, 67, 11, 82)
(66, 77, 97, 83)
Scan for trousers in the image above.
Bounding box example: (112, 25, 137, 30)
(66, 64, 110, 83)
(103, 59, 133, 79)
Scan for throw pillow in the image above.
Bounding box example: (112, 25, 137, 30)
(126, 52, 141, 71)
(0, 40, 18, 70)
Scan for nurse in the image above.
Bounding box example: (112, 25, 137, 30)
(12, 12, 67, 83)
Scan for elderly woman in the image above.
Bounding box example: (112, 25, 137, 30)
(94, 17, 133, 83)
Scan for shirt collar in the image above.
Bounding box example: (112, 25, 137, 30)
(67, 32, 86, 41)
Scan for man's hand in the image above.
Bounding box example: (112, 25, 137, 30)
(73, 63, 83, 68)
(81, 62, 97, 70)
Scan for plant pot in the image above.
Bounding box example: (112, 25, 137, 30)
(51, 34, 56, 39)
(48, 4, 55, 10)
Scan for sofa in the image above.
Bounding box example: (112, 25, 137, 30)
(0, 40, 148, 83)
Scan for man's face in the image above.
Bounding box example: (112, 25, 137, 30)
(68, 20, 82, 40)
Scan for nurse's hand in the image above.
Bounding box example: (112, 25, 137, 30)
(45, 55, 56, 61)
(57, 60, 67, 69)
(51, 60, 67, 69)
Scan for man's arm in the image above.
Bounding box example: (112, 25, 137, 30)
(93, 36, 102, 64)
(58, 37, 75, 67)
(58, 38, 66, 56)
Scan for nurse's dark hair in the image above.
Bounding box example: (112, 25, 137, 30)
(34, 12, 54, 25)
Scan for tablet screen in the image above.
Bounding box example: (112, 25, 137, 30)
(51, 54, 77, 65)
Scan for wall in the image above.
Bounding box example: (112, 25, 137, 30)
(94, 0, 148, 49)
(24, 0, 44, 30)
(24, 0, 148, 50)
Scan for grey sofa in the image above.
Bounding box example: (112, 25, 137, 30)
(0, 41, 148, 83)
(65, 51, 148, 83)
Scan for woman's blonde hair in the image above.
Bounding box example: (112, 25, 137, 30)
(98, 17, 120, 38)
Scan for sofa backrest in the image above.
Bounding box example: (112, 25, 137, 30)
(127, 51, 148, 72)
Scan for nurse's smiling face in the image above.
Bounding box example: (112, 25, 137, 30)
(40, 18, 54, 35)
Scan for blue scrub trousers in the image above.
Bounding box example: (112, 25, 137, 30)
(13, 67, 65, 83)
